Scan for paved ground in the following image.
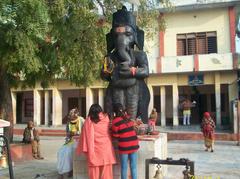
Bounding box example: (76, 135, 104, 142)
(1, 137, 240, 179)
(167, 140, 240, 179)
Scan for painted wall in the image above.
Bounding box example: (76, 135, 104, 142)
(148, 71, 236, 86)
(144, 29, 159, 73)
(164, 8, 231, 56)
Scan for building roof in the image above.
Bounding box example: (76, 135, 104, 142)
(159, 0, 240, 13)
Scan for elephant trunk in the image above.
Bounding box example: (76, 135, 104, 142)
(116, 35, 132, 67)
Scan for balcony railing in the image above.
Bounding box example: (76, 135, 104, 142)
(155, 53, 234, 74)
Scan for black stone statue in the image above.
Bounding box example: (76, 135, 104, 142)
(101, 6, 150, 123)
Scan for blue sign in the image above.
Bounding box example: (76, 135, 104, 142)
(188, 74, 204, 86)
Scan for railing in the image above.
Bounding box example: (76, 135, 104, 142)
(157, 53, 234, 74)
(145, 157, 194, 179)
(0, 135, 14, 179)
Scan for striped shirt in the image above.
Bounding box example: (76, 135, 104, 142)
(111, 116, 139, 154)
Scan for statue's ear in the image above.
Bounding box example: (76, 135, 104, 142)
(135, 27, 144, 50)
(106, 30, 114, 53)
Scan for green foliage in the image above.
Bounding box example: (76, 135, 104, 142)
(0, 0, 170, 89)
(0, 0, 49, 87)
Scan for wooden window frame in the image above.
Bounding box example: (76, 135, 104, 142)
(177, 31, 217, 55)
(24, 98, 33, 117)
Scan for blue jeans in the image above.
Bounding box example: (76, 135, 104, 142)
(119, 152, 137, 179)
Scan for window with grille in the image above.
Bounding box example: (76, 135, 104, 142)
(177, 31, 217, 55)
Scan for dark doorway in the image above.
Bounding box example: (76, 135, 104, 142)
(16, 93, 23, 124)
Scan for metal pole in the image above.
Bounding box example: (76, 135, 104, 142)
(237, 100, 240, 146)
(0, 135, 14, 179)
(145, 159, 150, 179)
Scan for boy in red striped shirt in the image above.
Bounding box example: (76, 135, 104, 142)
(111, 103, 139, 179)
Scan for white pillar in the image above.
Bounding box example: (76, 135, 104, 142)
(33, 89, 41, 126)
(11, 92, 17, 124)
(160, 86, 166, 126)
(44, 90, 50, 126)
(52, 88, 62, 126)
(98, 88, 104, 109)
(215, 73, 221, 126)
(148, 85, 154, 117)
(172, 83, 179, 126)
(86, 87, 94, 115)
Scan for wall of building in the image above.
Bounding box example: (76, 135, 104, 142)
(61, 89, 85, 118)
(148, 71, 236, 86)
(164, 7, 231, 56)
(144, 29, 159, 73)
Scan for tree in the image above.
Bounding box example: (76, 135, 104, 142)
(0, 0, 170, 141)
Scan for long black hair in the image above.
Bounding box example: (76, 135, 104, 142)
(113, 103, 130, 122)
(88, 104, 103, 123)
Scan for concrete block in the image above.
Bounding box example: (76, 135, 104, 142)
(73, 133, 168, 179)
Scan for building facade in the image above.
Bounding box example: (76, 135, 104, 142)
(11, 0, 240, 133)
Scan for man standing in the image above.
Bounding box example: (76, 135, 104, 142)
(23, 121, 44, 160)
(181, 99, 193, 125)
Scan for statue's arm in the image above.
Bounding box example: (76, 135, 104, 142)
(118, 51, 149, 79)
(134, 52, 149, 79)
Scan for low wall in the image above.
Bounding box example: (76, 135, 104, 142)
(10, 142, 33, 163)
(73, 133, 168, 179)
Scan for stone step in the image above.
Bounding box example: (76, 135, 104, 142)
(167, 132, 239, 141)
(13, 127, 239, 141)
(13, 128, 66, 137)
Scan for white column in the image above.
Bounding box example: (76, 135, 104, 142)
(160, 86, 166, 126)
(44, 90, 50, 126)
(172, 83, 179, 126)
(215, 73, 221, 126)
(98, 88, 104, 109)
(86, 87, 94, 115)
(148, 85, 154, 116)
(33, 89, 41, 126)
(11, 92, 17, 124)
(52, 88, 62, 126)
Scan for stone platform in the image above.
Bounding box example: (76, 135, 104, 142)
(73, 133, 167, 179)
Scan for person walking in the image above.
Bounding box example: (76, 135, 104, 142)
(76, 104, 116, 179)
(111, 103, 139, 179)
(201, 112, 216, 152)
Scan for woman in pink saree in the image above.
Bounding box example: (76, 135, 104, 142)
(76, 104, 116, 179)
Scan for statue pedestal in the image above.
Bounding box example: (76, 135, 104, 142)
(73, 133, 167, 179)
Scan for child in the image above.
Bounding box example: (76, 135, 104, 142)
(112, 103, 139, 179)
(148, 108, 158, 132)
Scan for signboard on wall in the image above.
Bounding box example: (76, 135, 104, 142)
(188, 74, 204, 86)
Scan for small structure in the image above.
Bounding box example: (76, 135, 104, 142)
(73, 133, 168, 179)
(0, 119, 14, 179)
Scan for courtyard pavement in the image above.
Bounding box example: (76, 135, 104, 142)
(0, 136, 240, 179)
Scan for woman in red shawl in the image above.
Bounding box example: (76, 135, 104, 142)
(76, 104, 116, 179)
(201, 112, 216, 152)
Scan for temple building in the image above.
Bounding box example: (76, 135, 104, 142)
(11, 0, 240, 133)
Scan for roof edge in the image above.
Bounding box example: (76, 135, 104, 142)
(159, 1, 240, 13)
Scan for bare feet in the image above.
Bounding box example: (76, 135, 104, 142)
(37, 156, 44, 160)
